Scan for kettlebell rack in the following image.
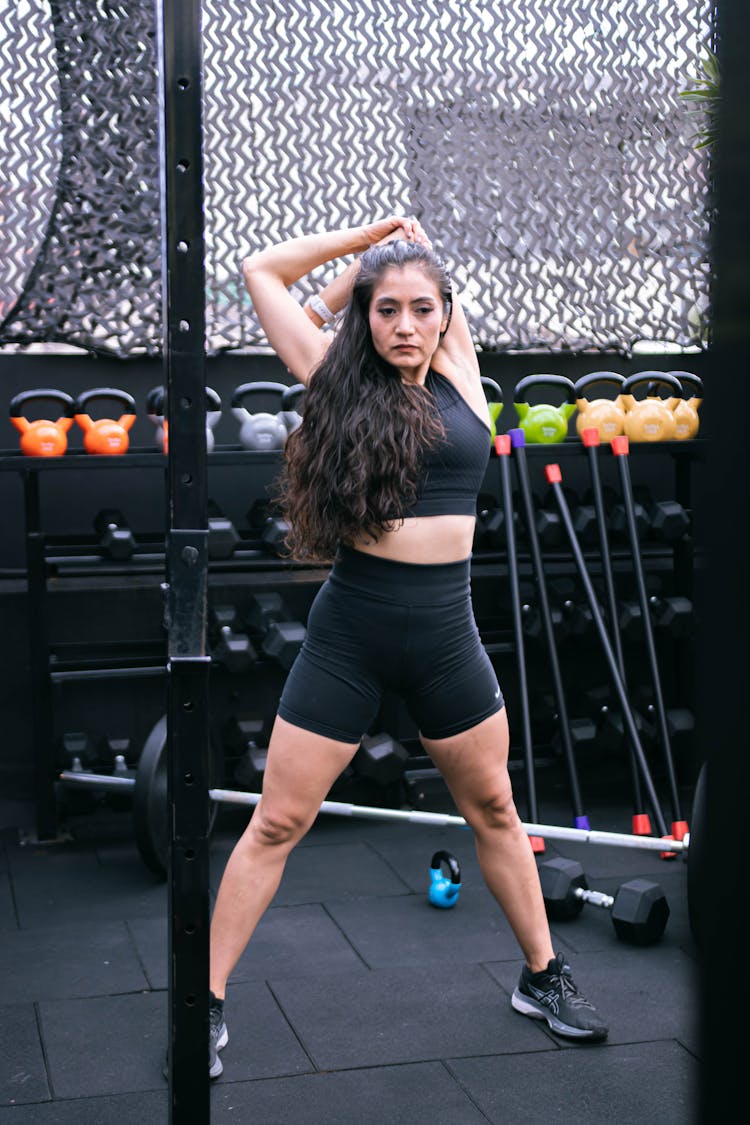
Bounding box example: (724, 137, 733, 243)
(0, 435, 705, 848)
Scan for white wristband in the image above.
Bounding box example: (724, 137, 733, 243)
(308, 294, 336, 325)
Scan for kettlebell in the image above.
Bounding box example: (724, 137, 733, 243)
(74, 388, 136, 455)
(428, 850, 461, 909)
(231, 382, 289, 450)
(574, 372, 626, 443)
(670, 371, 703, 440)
(9, 389, 75, 457)
(279, 383, 306, 435)
(145, 385, 222, 453)
(480, 376, 504, 439)
(512, 374, 577, 443)
(621, 372, 682, 443)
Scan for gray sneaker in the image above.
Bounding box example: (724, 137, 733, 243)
(209, 996, 229, 1078)
(512, 952, 608, 1041)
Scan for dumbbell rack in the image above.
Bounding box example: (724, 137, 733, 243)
(0, 436, 706, 844)
(0, 445, 326, 843)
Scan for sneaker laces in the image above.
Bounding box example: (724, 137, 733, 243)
(209, 1003, 224, 1035)
(549, 961, 596, 1011)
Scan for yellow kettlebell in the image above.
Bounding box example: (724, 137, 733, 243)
(574, 372, 626, 443)
(621, 372, 683, 442)
(670, 371, 703, 440)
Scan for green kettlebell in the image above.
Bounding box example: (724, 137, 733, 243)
(480, 377, 504, 439)
(513, 374, 577, 444)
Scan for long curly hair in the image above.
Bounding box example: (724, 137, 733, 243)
(276, 239, 453, 562)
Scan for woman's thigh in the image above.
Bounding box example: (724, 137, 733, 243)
(257, 715, 361, 835)
(420, 708, 513, 821)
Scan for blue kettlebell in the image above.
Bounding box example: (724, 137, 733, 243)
(513, 374, 577, 444)
(428, 850, 461, 909)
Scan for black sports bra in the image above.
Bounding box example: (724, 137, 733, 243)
(397, 369, 491, 518)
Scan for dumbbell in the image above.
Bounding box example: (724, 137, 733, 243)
(99, 735, 135, 812)
(601, 484, 650, 542)
(550, 715, 597, 759)
(207, 500, 241, 559)
(93, 509, 136, 560)
(633, 485, 691, 543)
(538, 857, 669, 945)
(521, 576, 593, 643)
(619, 595, 693, 641)
(208, 604, 257, 673)
(234, 743, 268, 791)
(579, 684, 649, 755)
(246, 500, 291, 557)
(352, 732, 410, 786)
(246, 592, 306, 671)
(57, 732, 99, 814)
(223, 714, 266, 755)
(631, 687, 696, 756)
(474, 492, 510, 550)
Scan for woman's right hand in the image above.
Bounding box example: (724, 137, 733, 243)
(361, 216, 431, 250)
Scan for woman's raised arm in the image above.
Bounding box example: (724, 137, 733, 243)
(242, 217, 422, 384)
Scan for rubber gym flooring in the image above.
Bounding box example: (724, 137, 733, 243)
(0, 767, 700, 1125)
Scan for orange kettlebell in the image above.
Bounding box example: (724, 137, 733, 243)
(621, 372, 683, 443)
(9, 389, 76, 456)
(670, 371, 703, 440)
(574, 372, 626, 443)
(74, 388, 136, 455)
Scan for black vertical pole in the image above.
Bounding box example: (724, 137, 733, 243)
(580, 428, 648, 833)
(494, 437, 543, 850)
(22, 469, 59, 842)
(156, 2, 211, 1122)
(698, 2, 750, 1120)
(508, 428, 589, 830)
(610, 435, 685, 837)
(544, 463, 669, 839)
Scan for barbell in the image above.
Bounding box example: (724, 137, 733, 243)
(58, 716, 692, 882)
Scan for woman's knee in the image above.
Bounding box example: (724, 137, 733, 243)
(248, 802, 313, 850)
(464, 784, 519, 834)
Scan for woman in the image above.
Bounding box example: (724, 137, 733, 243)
(207, 216, 607, 1077)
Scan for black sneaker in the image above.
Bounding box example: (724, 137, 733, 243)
(511, 952, 608, 1041)
(209, 994, 229, 1079)
(162, 995, 229, 1081)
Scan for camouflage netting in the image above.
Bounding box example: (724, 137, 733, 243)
(0, 0, 712, 358)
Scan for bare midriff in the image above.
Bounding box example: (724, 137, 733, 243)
(351, 513, 476, 564)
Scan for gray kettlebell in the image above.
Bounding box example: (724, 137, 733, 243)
(279, 383, 306, 435)
(146, 385, 222, 452)
(231, 382, 289, 451)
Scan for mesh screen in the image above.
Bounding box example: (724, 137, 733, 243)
(1, 0, 712, 358)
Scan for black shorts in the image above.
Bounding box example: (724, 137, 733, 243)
(277, 545, 505, 744)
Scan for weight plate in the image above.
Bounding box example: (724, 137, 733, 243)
(133, 714, 221, 879)
(686, 760, 706, 951)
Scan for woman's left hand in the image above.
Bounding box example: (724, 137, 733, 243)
(362, 215, 432, 250)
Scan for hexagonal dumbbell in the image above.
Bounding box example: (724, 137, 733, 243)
(246, 591, 307, 671)
(538, 857, 669, 945)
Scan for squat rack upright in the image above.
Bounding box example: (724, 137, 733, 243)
(157, 0, 212, 1119)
